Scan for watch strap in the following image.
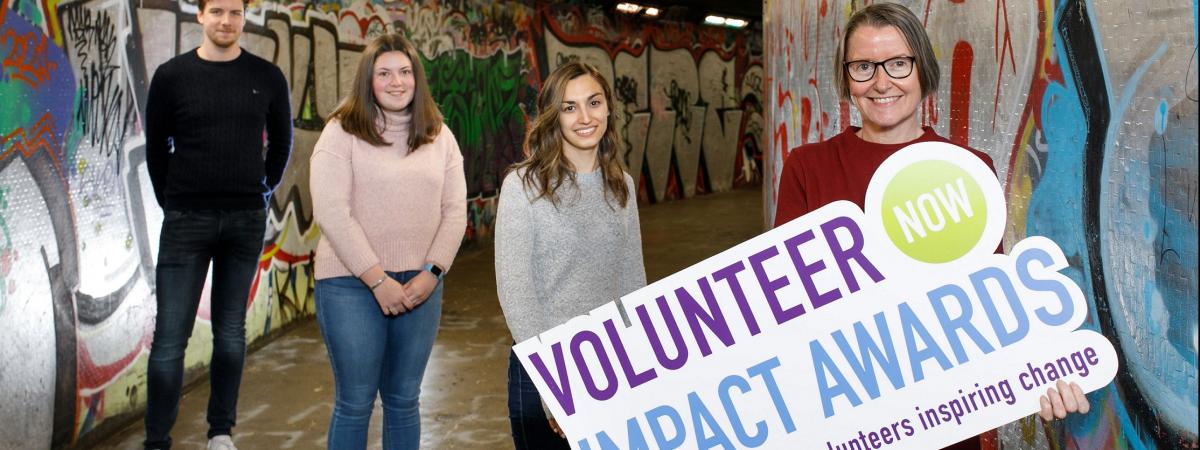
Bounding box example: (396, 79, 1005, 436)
(422, 263, 445, 281)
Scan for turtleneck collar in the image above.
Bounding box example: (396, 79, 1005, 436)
(378, 108, 412, 133)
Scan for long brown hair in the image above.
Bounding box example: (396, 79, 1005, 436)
(834, 3, 939, 101)
(512, 61, 630, 208)
(329, 33, 443, 148)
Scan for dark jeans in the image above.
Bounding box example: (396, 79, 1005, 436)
(508, 349, 571, 450)
(144, 209, 266, 450)
(315, 272, 443, 450)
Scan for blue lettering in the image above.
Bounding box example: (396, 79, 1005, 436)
(927, 283, 995, 364)
(689, 391, 735, 450)
(597, 416, 650, 450)
(898, 303, 953, 382)
(970, 267, 1030, 347)
(811, 339, 863, 418)
(1015, 247, 1074, 326)
(646, 405, 686, 449)
(830, 311, 906, 400)
(718, 375, 768, 447)
(746, 357, 796, 433)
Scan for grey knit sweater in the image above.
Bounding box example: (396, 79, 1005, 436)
(494, 168, 647, 344)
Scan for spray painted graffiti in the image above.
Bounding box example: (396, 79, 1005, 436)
(422, 48, 534, 196)
(765, 0, 1198, 448)
(1, 0, 762, 447)
(539, 4, 763, 203)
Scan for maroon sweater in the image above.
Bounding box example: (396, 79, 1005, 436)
(774, 126, 995, 227)
(773, 126, 995, 450)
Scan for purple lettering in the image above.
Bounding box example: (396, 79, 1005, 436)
(712, 261, 762, 336)
(602, 318, 658, 389)
(571, 330, 619, 401)
(784, 229, 840, 310)
(528, 342, 576, 415)
(821, 216, 885, 293)
(749, 244, 804, 325)
(636, 297, 690, 370)
(677, 277, 736, 357)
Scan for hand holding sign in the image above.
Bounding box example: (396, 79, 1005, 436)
(514, 142, 1118, 450)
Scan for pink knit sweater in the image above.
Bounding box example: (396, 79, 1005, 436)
(310, 111, 467, 280)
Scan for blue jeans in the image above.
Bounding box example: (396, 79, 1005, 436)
(145, 209, 266, 450)
(316, 271, 443, 450)
(508, 349, 571, 450)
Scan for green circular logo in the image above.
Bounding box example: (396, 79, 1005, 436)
(879, 160, 987, 263)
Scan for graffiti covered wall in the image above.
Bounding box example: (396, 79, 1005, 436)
(0, 0, 761, 447)
(765, 0, 1197, 448)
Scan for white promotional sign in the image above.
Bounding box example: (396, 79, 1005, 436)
(513, 143, 1119, 450)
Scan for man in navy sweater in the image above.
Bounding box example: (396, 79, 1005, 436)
(142, 0, 291, 447)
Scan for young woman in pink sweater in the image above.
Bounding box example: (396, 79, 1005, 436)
(309, 33, 466, 450)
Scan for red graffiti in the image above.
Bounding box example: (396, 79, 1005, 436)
(801, 96, 812, 142)
(76, 326, 152, 391)
(949, 41, 973, 146)
(338, 10, 388, 40)
(0, 112, 62, 163)
(2, 26, 58, 89)
(922, 95, 940, 128)
(991, 0, 1018, 127)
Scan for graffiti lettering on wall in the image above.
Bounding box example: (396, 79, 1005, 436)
(61, 2, 137, 157)
(765, 0, 1198, 448)
(422, 48, 534, 196)
(538, 4, 764, 202)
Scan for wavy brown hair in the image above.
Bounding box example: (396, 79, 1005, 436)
(512, 61, 630, 208)
(329, 33, 443, 148)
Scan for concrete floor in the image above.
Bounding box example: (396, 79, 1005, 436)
(92, 186, 765, 450)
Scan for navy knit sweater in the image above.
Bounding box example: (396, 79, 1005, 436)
(145, 48, 292, 210)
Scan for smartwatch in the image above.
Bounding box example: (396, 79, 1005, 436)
(422, 263, 445, 281)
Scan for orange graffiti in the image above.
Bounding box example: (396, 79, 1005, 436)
(0, 112, 62, 164)
(2, 25, 57, 89)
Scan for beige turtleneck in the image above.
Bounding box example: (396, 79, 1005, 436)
(310, 110, 467, 279)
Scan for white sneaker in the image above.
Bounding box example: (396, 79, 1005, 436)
(207, 435, 238, 450)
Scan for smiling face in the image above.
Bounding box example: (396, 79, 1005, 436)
(371, 51, 415, 113)
(846, 25, 924, 143)
(557, 74, 609, 156)
(197, 0, 245, 49)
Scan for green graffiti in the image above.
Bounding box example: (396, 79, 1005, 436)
(0, 186, 12, 317)
(421, 49, 533, 195)
(0, 83, 34, 135)
(4, 0, 46, 27)
(422, 49, 528, 147)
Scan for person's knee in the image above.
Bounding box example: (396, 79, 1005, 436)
(335, 389, 378, 418)
(148, 336, 188, 363)
(380, 387, 420, 413)
(210, 316, 247, 344)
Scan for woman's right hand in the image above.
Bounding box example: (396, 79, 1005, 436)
(373, 277, 414, 315)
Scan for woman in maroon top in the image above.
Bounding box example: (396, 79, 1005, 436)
(774, 4, 1090, 449)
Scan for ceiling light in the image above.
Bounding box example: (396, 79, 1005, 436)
(643, 7, 660, 17)
(704, 14, 749, 28)
(616, 2, 642, 13)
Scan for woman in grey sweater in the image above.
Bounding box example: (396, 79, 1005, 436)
(494, 61, 647, 449)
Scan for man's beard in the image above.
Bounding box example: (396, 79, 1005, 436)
(208, 29, 239, 48)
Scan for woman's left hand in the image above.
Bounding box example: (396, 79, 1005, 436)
(1038, 379, 1091, 421)
(403, 271, 439, 307)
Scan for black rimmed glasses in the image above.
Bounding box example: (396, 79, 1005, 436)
(844, 56, 916, 82)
